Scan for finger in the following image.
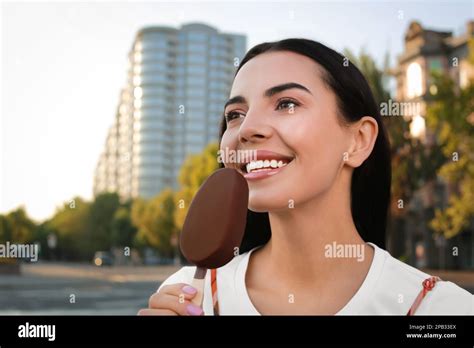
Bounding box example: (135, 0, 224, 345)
(137, 308, 177, 316)
(150, 290, 190, 309)
(149, 292, 191, 316)
(159, 283, 199, 300)
(149, 293, 203, 316)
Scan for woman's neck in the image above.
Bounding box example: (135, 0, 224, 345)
(258, 173, 373, 288)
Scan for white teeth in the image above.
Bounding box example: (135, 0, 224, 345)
(245, 159, 291, 173)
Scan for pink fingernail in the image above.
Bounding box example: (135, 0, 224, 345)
(182, 285, 197, 295)
(186, 304, 203, 316)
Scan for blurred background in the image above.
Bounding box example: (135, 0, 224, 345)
(1, 0, 473, 314)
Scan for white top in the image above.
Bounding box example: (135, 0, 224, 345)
(157, 243, 473, 315)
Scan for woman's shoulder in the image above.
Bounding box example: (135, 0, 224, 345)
(372, 244, 473, 315)
(418, 279, 474, 314)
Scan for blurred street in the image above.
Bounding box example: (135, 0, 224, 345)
(0, 263, 181, 315)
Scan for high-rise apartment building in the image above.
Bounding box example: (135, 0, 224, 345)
(94, 23, 246, 199)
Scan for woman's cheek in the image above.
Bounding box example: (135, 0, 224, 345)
(220, 130, 230, 150)
(284, 115, 344, 190)
(219, 130, 236, 167)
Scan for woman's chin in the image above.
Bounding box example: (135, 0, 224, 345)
(248, 197, 290, 213)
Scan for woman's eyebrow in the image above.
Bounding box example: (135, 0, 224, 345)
(224, 95, 247, 110)
(224, 82, 312, 109)
(264, 82, 312, 97)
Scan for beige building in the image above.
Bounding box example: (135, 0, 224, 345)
(393, 20, 474, 141)
(391, 20, 474, 269)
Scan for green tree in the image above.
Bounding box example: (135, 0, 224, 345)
(0, 207, 36, 244)
(427, 74, 474, 238)
(47, 197, 91, 260)
(0, 214, 11, 243)
(131, 189, 177, 257)
(111, 203, 137, 248)
(174, 142, 220, 231)
(46, 193, 127, 260)
(32, 221, 55, 260)
(86, 192, 120, 253)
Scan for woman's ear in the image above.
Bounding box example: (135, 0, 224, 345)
(345, 116, 378, 168)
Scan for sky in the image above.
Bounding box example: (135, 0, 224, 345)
(1, 0, 473, 221)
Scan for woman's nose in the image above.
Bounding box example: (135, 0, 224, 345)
(238, 111, 272, 144)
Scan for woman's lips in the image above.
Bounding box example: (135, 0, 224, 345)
(243, 159, 292, 181)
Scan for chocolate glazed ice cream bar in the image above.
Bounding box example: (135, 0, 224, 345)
(180, 168, 249, 308)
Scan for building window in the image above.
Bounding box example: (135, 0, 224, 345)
(187, 32, 208, 42)
(428, 58, 443, 73)
(460, 65, 469, 88)
(406, 62, 423, 98)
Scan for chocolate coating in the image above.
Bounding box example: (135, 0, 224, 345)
(180, 168, 249, 269)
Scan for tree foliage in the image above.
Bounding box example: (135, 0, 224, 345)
(174, 142, 220, 231)
(427, 74, 474, 238)
(131, 189, 176, 257)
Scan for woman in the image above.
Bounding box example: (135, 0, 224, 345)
(138, 38, 473, 315)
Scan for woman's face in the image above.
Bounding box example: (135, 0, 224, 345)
(220, 51, 354, 213)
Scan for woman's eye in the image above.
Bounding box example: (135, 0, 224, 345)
(224, 111, 245, 123)
(276, 99, 299, 112)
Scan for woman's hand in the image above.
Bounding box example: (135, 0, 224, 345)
(137, 283, 204, 316)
